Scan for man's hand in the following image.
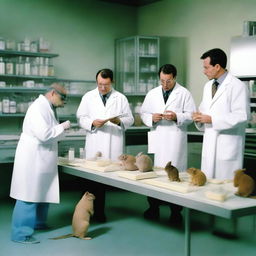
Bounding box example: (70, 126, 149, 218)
(92, 119, 107, 128)
(192, 112, 212, 123)
(152, 113, 163, 123)
(162, 110, 177, 121)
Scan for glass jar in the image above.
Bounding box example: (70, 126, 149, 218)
(0, 57, 5, 74)
(5, 58, 14, 75)
(0, 37, 5, 50)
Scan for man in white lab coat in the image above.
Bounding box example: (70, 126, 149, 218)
(193, 48, 250, 180)
(77, 68, 134, 221)
(10, 83, 71, 244)
(141, 64, 196, 224)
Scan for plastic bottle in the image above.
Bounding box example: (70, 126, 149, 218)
(2, 97, 9, 113)
(24, 57, 30, 75)
(0, 57, 5, 74)
(68, 148, 75, 161)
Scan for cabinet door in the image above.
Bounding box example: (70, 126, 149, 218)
(115, 37, 136, 94)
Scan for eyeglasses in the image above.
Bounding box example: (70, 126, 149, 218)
(160, 78, 175, 85)
(54, 89, 67, 101)
(97, 83, 111, 88)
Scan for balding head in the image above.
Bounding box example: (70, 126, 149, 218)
(45, 83, 67, 107)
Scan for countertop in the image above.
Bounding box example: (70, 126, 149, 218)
(1, 126, 256, 142)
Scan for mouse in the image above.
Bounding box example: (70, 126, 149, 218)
(233, 169, 256, 197)
(186, 167, 207, 186)
(50, 191, 95, 240)
(118, 154, 138, 171)
(165, 161, 180, 182)
(135, 152, 153, 172)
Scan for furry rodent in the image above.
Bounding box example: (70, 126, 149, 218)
(165, 161, 180, 182)
(118, 154, 138, 171)
(135, 152, 153, 172)
(234, 169, 256, 197)
(187, 167, 207, 186)
(50, 191, 95, 240)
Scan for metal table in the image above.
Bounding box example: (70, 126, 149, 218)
(59, 164, 256, 256)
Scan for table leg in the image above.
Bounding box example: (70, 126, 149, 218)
(184, 207, 191, 256)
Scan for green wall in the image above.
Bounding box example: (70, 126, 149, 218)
(0, 0, 137, 80)
(137, 0, 256, 104)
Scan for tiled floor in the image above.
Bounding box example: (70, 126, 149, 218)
(1, 187, 256, 256)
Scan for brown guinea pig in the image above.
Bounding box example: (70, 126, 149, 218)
(233, 169, 256, 197)
(135, 152, 153, 172)
(118, 154, 138, 171)
(187, 167, 207, 186)
(165, 161, 180, 182)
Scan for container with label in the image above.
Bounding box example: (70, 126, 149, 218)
(2, 97, 9, 113)
(0, 37, 5, 50)
(0, 57, 5, 74)
(68, 148, 75, 161)
(5, 59, 14, 75)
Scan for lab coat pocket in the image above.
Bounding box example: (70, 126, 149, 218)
(217, 134, 240, 161)
(147, 130, 157, 153)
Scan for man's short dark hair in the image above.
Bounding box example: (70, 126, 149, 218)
(158, 64, 177, 78)
(200, 48, 227, 69)
(96, 68, 113, 82)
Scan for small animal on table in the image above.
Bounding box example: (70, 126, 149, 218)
(135, 152, 153, 172)
(186, 167, 207, 186)
(165, 161, 180, 182)
(118, 154, 138, 171)
(233, 169, 256, 198)
(50, 191, 95, 240)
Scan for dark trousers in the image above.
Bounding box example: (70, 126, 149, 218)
(83, 180, 106, 216)
(147, 197, 183, 214)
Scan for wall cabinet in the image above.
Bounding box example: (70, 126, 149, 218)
(115, 36, 159, 95)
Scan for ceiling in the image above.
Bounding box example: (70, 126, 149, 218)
(99, 0, 161, 7)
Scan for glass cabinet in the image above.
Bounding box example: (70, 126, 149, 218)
(115, 36, 160, 95)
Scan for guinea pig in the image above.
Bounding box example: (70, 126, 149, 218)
(135, 152, 153, 172)
(186, 167, 207, 186)
(233, 169, 256, 197)
(165, 161, 180, 182)
(118, 154, 138, 171)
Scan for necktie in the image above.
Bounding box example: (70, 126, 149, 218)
(102, 94, 107, 106)
(163, 90, 170, 103)
(212, 80, 219, 98)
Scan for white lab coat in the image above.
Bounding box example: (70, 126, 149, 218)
(76, 88, 134, 161)
(196, 73, 250, 179)
(141, 83, 196, 171)
(10, 95, 65, 203)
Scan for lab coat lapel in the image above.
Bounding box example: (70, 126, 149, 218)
(165, 84, 180, 108)
(210, 76, 230, 108)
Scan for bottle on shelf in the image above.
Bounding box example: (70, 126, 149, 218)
(0, 37, 5, 50)
(9, 96, 17, 114)
(2, 96, 10, 113)
(0, 57, 5, 75)
(5, 58, 14, 75)
(134, 102, 143, 126)
(24, 57, 31, 76)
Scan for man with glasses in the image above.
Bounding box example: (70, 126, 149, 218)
(77, 68, 134, 222)
(10, 83, 71, 244)
(140, 64, 196, 226)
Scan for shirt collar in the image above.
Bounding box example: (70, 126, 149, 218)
(215, 71, 228, 85)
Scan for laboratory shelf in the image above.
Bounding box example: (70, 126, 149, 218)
(0, 49, 59, 58)
(0, 74, 57, 80)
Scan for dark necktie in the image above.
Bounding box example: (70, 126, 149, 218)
(102, 94, 107, 106)
(163, 90, 170, 103)
(212, 80, 219, 98)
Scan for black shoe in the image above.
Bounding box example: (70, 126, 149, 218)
(169, 212, 183, 227)
(143, 208, 160, 220)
